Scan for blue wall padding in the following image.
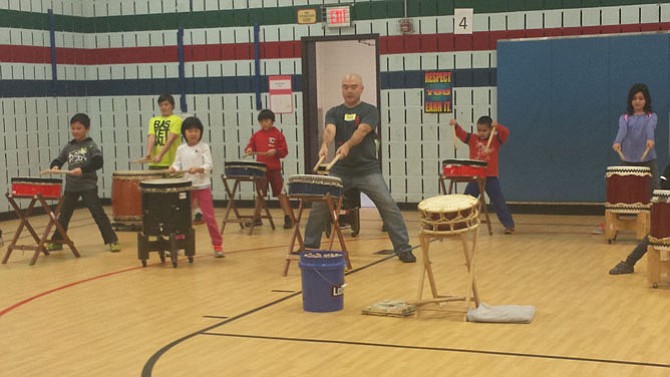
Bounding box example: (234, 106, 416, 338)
(498, 34, 670, 202)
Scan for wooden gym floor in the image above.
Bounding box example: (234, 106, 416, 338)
(2, 206, 670, 376)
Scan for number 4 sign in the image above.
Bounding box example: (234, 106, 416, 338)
(454, 8, 473, 35)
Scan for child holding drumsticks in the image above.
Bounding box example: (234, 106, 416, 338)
(244, 109, 293, 229)
(449, 116, 515, 234)
(168, 116, 223, 258)
(612, 83, 659, 188)
(46, 113, 121, 252)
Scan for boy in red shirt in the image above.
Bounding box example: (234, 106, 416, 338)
(245, 109, 293, 229)
(450, 115, 515, 234)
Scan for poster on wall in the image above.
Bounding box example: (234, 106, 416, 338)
(268, 75, 293, 114)
(423, 71, 453, 113)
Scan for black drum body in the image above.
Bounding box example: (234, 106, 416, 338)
(140, 179, 192, 236)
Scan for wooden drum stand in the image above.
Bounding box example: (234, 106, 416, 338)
(411, 194, 481, 319)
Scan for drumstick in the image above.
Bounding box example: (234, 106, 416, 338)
(131, 158, 149, 164)
(40, 169, 72, 175)
(616, 149, 626, 161)
(244, 151, 270, 158)
(312, 155, 326, 172)
(640, 146, 651, 161)
(324, 154, 341, 171)
(452, 122, 458, 155)
(485, 126, 497, 152)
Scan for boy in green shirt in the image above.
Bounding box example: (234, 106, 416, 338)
(144, 94, 182, 170)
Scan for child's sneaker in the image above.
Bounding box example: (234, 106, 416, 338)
(244, 218, 263, 227)
(109, 242, 121, 252)
(591, 223, 605, 235)
(45, 242, 63, 251)
(283, 215, 293, 229)
(193, 212, 204, 225)
(214, 245, 224, 258)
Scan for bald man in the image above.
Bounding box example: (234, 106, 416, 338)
(303, 74, 415, 263)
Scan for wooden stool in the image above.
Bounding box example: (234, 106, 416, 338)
(604, 209, 650, 243)
(220, 175, 275, 235)
(439, 175, 492, 235)
(2, 192, 79, 266)
(411, 195, 481, 320)
(283, 193, 351, 276)
(137, 230, 195, 268)
(647, 244, 670, 288)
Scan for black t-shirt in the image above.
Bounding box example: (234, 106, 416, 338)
(325, 102, 380, 176)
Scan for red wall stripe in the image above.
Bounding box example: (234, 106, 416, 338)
(1, 22, 669, 65)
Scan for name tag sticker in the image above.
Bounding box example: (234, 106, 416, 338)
(344, 113, 356, 121)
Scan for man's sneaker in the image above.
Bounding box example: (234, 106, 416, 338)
(45, 242, 63, 251)
(283, 215, 293, 229)
(193, 212, 204, 225)
(609, 261, 634, 275)
(109, 242, 121, 253)
(504, 228, 515, 235)
(397, 250, 416, 263)
(214, 245, 224, 258)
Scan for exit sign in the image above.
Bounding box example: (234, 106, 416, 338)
(325, 6, 351, 27)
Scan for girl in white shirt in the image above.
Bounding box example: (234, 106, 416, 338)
(170, 117, 223, 257)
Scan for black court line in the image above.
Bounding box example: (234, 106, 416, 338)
(270, 290, 296, 293)
(200, 333, 670, 370)
(202, 316, 229, 319)
(141, 248, 408, 376)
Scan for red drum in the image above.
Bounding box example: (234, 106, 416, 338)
(605, 166, 651, 213)
(224, 161, 267, 178)
(11, 177, 62, 199)
(112, 170, 169, 223)
(442, 159, 487, 178)
(417, 194, 480, 235)
(650, 190, 670, 247)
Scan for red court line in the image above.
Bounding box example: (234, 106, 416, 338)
(0, 265, 143, 317)
(0, 236, 383, 317)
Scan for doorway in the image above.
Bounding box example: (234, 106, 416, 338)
(300, 34, 381, 173)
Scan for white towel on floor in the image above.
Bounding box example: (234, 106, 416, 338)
(466, 303, 536, 324)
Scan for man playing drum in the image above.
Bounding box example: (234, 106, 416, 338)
(302, 73, 415, 263)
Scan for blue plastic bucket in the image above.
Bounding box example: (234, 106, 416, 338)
(299, 250, 346, 312)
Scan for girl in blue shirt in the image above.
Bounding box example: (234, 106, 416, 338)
(612, 83, 659, 188)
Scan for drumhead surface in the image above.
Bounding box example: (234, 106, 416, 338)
(442, 159, 487, 167)
(606, 166, 651, 173)
(113, 170, 168, 176)
(12, 177, 62, 184)
(224, 160, 267, 167)
(140, 178, 192, 188)
(288, 174, 343, 187)
(418, 194, 479, 212)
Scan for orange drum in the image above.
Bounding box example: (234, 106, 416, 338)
(11, 177, 62, 199)
(650, 190, 670, 247)
(605, 166, 651, 213)
(417, 194, 480, 235)
(112, 170, 168, 225)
